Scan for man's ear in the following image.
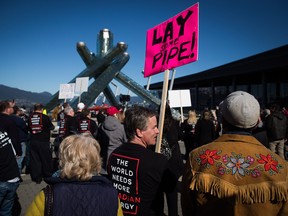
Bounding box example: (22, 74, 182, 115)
(136, 128, 143, 138)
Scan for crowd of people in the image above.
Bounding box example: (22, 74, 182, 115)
(1, 90, 288, 215)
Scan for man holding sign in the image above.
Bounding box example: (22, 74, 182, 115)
(107, 106, 176, 216)
(143, 2, 198, 157)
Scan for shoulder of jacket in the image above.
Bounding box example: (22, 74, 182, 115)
(25, 190, 45, 216)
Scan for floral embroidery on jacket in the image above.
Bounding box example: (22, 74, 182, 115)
(195, 149, 284, 178)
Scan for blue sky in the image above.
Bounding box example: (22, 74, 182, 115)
(1, 0, 287, 96)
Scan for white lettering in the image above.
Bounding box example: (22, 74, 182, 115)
(113, 182, 130, 193)
(112, 174, 132, 185)
(116, 158, 129, 166)
(120, 202, 135, 210)
(110, 165, 133, 176)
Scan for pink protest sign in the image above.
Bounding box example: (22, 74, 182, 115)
(144, 3, 199, 77)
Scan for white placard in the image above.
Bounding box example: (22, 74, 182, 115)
(75, 77, 89, 96)
(168, 89, 191, 108)
(59, 83, 75, 99)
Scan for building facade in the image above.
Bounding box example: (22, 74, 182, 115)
(149, 45, 288, 111)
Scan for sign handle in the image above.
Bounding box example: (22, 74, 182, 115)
(155, 69, 170, 153)
(180, 91, 184, 123)
(78, 81, 82, 103)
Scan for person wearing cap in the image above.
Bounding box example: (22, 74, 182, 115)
(75, 102, 85, 117)
(97, 106, 127, 173)
(181, 91, 288, 216)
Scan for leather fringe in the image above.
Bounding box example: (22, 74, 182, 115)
(189, 172, 288, 204)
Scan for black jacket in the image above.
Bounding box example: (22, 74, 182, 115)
(44, 176, 119, 216)
(0, 130, 20, 181)
(0, 113, 21, 155)
(266, 111, 288, 141)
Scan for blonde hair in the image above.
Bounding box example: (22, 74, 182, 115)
(59, 134, 102, 181)
(187, 110, 198, 124)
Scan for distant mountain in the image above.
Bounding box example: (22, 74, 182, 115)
(94, 94, 146, 106)
(129, 96, 145, 104)
(0, 84, 52, 109)
(0, 84, 154, 111)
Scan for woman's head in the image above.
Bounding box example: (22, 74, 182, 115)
(202, 110, 211, 120)
(187, 109, 197, 124)
(59, 134, 102, 181)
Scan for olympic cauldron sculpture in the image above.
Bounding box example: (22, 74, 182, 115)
(45, 29, 161, 112)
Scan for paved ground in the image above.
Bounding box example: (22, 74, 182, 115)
(13, 174, 47, 216)
(14, 141, 186, 216)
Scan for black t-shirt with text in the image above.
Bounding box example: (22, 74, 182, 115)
(107, 143, 176, 216)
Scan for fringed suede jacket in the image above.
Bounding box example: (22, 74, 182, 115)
(181, 133, 288, 216)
